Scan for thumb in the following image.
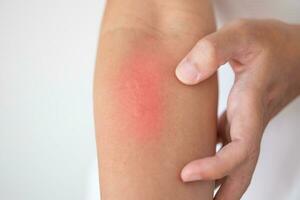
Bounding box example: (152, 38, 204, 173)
(175, 23, 247, 85)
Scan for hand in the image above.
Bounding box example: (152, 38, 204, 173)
(175, 19, 300, 200)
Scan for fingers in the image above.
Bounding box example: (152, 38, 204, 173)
(214, 176, 250, 200)
(181, 106, 260, 182)
(214, 157, 256, 200)
(181, 139, 248, 181)
(175, 21, 248, 85)
(217, 111, 230, 145)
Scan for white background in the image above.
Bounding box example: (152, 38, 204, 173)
(0, 0, 299, 200)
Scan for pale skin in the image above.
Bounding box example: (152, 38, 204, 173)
(177, 19, 300, 199)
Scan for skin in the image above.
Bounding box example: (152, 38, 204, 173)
(94, 0, 218, 199)
(114, 49, 164, 141)
(177, 19, 300, 200)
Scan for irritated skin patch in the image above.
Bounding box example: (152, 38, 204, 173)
(114, 52, 164, 140)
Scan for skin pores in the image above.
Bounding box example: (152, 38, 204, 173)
(112, 51, 165, 141)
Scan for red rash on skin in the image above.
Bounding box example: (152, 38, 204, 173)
(115, 52, 164, 140)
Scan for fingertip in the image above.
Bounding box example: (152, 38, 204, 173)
(175, 60, 201, 85)
(181, 163, 203, 182)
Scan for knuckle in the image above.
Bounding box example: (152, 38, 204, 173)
(235, 141, 252, 162)
(247, 147, 260, 162)
(230, 19, 259, 44)
(242, 142, 260, 162)
(230, 19, 253, 33)
(231, 19, 251, 28)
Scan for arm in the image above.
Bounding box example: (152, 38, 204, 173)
(94, 0, 218, 199)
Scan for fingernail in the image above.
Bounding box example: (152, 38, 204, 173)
(176, 59, 201, 85)
(181, 167, 202, 182)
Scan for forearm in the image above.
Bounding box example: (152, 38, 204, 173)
(94, 0, 217, 199)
